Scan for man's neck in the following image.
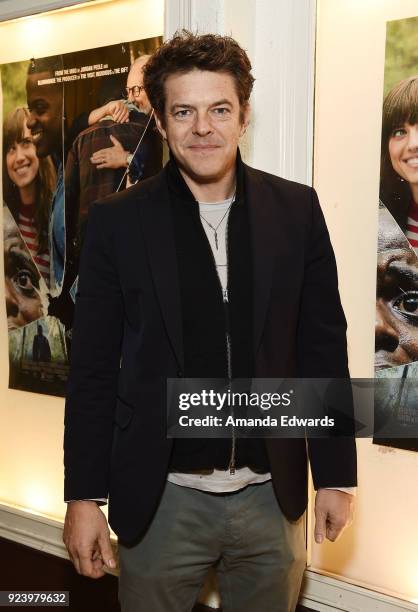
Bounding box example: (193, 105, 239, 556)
(178, 165, 236, 204)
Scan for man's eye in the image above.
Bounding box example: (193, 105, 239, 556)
(175, 109, 192, 118)
(14, 270, 35, 292)
(213, 107, 229, 115)
(393, 291, 418, 318)
(30, 102, 47, 115)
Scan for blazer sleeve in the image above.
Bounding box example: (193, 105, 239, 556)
(63, 202, 123, 501)
(297, 188, 357, 489)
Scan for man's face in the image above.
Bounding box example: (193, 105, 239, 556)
(126, 62, 151, 114)
(3, 207, 45, 330)
(26, 71, 63, 158)
(155, 69, 249, 184)
(375, 209, 418, 369)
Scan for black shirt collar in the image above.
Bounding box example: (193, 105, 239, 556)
(165, 148, 245, 206)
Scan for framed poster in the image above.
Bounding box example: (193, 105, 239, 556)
(374, 16, 418, 451)
(2, 36, 163, 396)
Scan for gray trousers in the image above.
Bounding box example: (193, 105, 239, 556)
(118, 480, 306, 612)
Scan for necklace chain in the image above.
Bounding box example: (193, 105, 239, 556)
(199, 193, 236, 250)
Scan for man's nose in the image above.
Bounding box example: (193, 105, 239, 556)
(192, 111, 213, 136)
(375, 300, 399, 353)
(26, 113, 36, 131)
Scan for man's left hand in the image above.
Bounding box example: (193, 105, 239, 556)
(314, 489, 354, 544)
(91, 135, 128, 169)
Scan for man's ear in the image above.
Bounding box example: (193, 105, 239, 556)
(154, 111, 167, 141)
(239, 102, 251, 137)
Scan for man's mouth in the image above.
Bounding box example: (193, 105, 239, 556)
(31, 129, 43, 144)
(188, 144, 220, 151)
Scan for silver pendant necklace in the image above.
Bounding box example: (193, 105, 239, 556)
(199, 193, 235, 250)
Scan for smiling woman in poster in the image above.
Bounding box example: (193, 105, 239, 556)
(380, 76, 418, 253)
(3, 107, 56, 288)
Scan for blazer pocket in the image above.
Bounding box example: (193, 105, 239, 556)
(114, 397, 134, 429)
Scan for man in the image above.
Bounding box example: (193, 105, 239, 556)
(63, 32, 356, 612)
(89, 56, 161, 177)
(26, 56, 64, 297)
(64, 76, 162, 290)
(32, 323, 52, 363)
(125, 54, 152, 114)
(375, 203, 418, 369)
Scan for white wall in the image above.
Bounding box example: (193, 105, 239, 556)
(312, 0, 418, 603)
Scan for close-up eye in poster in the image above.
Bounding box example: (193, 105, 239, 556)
(1, 36, 163, 397)
(374, 15, 418, 452)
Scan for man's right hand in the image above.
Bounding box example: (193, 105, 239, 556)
(88, 100, 129, 126)
(63, 501, 116, 579)
(107, 100, 130, 124)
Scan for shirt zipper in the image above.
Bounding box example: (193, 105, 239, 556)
(222, 210, 235, 475)
(200, 201, 236, 474)
(223, 289, 236, 474)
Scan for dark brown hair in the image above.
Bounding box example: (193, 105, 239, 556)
(143, 30, 254, 120)
(380, 76, 418, 228)
(381, 76, 418, 166)
(3, 107, 56, 254)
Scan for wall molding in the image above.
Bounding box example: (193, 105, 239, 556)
(0, 0, 88, 23)
(300, 570, 417, 612)
(164, 0, 192, 38)
(1, 502, 415, 611)
(164, 0, 223, 39)
(0, 503, 118, 577)
(250, 0, 316, 184)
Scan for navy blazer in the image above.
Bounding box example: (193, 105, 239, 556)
(64, 160, 357, 544)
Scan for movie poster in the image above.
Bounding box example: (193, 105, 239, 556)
(1, 37, 163, 396)
(374, 16, 418, 451)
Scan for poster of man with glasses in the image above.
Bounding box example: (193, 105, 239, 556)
(1, 37, 163, 397)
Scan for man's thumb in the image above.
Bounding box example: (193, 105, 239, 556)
(98, 534, 116, 569)
(314, 511, 326, 544)
(110, 135, 122, 148)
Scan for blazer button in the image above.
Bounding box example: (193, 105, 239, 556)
(177, 370, 183, 378)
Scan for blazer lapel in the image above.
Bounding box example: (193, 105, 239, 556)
(136, 162, 284, 368)
(136, 171, 184, 370)
(244, 164, 279, 356)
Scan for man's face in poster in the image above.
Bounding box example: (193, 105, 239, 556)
(26, 71, 63, 159)
(126, 59, 152, 115)
(3, 207, 45, 330)
(375, 208, 418, 369)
